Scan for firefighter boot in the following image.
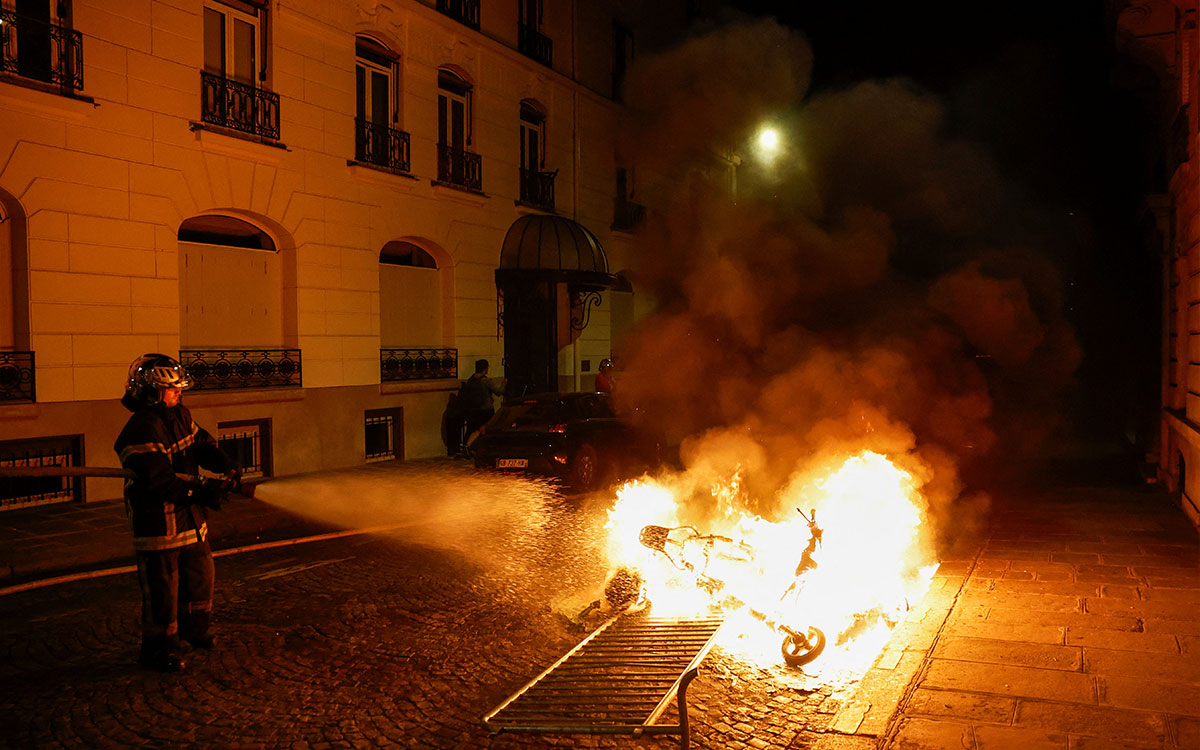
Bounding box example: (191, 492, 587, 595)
(181, 611, 216, 650)
(138, 637, 186, 673)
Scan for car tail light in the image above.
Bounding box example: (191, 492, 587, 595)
(549, 424, 566, 433)
(553, 453, 568, 464)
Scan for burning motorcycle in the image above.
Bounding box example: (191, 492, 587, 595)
(637, 508, 827, 668)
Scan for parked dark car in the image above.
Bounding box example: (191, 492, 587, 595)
(471, 392, 654, 491)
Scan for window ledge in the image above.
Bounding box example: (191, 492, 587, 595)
(515, 200, 556, 214)
(184, 386, 305, 408)
(348, 160, 419, 186)
(0, 76, 96, 121)
(188, 121, 289, 161)
(381, 378, 460, 395)
(0, 403, 42, 419)
(430, 180, 488, 205)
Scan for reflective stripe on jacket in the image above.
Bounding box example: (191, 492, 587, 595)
(114, 397, 232, 552)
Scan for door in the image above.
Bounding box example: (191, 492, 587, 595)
(500, 277, 557, 397)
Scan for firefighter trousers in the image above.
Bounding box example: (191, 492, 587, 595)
(135, 540, 214, 652)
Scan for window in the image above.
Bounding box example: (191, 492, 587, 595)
(355, 36, 408, 172)
(519, 101, 554, 208)
(178, 215, 281, 349)
(217, 419, 271, 478)
(518, 0, 552, 67)
(1, 0, 83, 93)
(437, 69, 481, 189)
(0, 435, 83, 510)
(438, 69, 471, 150)
(200, 0, 278, 138)
(379, 241, 441, 347)
(365, 408, 403, 462)
(520, 101, 544, 174)
(204, 0, 261, 84)
(612, 167, 645, 230)
(612, 22, 634, 100)
(356, 37, 394, 130)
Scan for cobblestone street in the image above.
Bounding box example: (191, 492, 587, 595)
(0, 472, 854, 750)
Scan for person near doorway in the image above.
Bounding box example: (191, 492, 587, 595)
(114, 353, 238, 672)
(596, 358, 616, 394)
(462, 359, 506, 453)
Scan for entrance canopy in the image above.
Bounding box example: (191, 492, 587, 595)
(498, 214, 617, 288)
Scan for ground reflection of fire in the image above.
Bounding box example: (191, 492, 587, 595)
(604, 450, 938, 679)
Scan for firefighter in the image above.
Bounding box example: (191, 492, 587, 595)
(114, 353, 237, 672)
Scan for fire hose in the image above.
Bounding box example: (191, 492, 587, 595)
(0, 465, 256, 500)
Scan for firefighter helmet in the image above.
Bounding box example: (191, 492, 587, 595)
(125, 353, 192, 405)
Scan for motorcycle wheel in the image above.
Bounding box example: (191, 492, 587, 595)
(780, 626, 826, 667)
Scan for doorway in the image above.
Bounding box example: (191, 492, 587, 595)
(499, 276, 557, 397)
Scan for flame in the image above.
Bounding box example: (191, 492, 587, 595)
(603, 450, 937, 675)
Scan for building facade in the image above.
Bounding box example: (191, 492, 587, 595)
(1115, 0, 1200, 527)
(0, 0, 697, 507)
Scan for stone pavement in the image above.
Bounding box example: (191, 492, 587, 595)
(0, 459, 1197, 749)
(861, 483, 1200, 750)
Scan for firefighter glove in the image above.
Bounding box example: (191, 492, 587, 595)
(187, 478, 227, 510)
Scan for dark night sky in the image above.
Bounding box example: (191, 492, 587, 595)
(718, 1, 1164, 446)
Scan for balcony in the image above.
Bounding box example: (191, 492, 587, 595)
(0, 8, 83, 94)
(436, 0, 479, 30)
(0, 350, 35, 403)
(380, 348, 458, 382)
(519, 168, 556, 210)
(180, 349, 301, 391)
(518, 24, 552, 68)
(355, 118, 411, 174)
(612, 198, 646, 232)
(200, 71, 280, 140)
(437, 145, 482, 191)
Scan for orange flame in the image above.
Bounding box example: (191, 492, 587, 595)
(604, 450, 937, 674)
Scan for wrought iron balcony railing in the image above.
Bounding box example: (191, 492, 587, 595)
(436, 0, 480, 30)
(518, 24, 552, 67)
(612, 198, 646, 231)
(437, 145, 482, 191)
(355, 118, 411, 174)
(520, 168, 556, 210)
(200, 71, 280, 140)
(0, 350, 35, 402)
(0, 8, 83, 94)
(180, 349, 301, 391)
(381, 348, 457, 382)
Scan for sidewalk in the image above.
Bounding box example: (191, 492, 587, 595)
(823, 477, 1200, 750)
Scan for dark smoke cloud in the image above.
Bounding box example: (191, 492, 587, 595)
(611, 19, 1083, 547)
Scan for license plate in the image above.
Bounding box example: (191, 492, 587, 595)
(497, 458, 528, 469)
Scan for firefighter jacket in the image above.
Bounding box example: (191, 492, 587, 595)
(114, 394, 233, 552)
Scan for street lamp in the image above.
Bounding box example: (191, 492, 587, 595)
(754, 125, 782, 164)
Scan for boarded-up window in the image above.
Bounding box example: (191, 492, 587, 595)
(380, 241, 440, 347)
(179, 215, 281, 348)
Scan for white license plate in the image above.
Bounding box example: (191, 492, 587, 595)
(497, 458, 528, 469)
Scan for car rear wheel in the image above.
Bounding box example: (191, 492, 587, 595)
(570, 444, 599, 491)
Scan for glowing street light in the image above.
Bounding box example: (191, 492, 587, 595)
(753, 124, 783, 164)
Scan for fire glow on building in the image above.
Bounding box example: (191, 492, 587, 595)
(601, 450, 938, 680)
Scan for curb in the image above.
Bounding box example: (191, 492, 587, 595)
(0, 523, 412, 598)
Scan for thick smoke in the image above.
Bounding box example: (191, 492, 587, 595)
(612, 19, 1082, 548)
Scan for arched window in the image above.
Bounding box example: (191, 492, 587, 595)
(437, 68, 481, 189)
(356, 35, 408, 172)
(520, 100, 545, 173)
(379, 241, 441, 347)
(178, 215, 281, 348)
